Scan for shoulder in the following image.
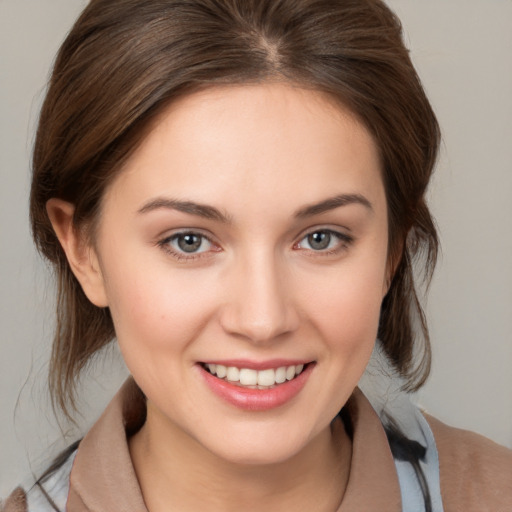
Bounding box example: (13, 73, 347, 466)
(426, 414, 512, 511)
(1, 448, 76, 512)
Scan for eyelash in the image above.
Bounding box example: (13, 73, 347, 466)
(294, 229, 354, 256)
(157, 231, 218, 261)
(157, 228, 354, 261)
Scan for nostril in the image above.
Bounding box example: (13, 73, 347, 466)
(219, 310, 299, 344)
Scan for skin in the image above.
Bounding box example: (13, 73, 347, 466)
(48, 83, 391, 511)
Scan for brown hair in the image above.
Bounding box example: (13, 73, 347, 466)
(30, 0, 439, 417)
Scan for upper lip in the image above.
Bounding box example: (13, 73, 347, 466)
(200, 359, 313, 371)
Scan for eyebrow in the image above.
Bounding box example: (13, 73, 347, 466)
(294, 194, 373, 218)
(137, 193, 372, 222)
(137, 198, 231, 223)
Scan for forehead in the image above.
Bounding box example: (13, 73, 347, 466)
(103, 83, 385, 219)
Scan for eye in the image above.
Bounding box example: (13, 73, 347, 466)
(174, 233, 209, 253)
(159, 231, 215, 257)
(295, 229, 352, 253)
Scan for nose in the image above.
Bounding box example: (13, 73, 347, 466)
(219, 251, 300, 344)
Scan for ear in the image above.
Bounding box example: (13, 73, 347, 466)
(46, 198, 109, 307)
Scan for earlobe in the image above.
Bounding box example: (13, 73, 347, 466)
(46, 199, 109, 307)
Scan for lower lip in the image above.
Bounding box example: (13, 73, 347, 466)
(199, 364, 314, 411)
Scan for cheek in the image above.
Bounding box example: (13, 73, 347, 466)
(102, 259, 219, 364)
(315, 288, 381, 364)
(302, 254, 387, 363)
(308, 257, 386, 328)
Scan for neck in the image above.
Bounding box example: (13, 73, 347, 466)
(129, 405, 351, 512)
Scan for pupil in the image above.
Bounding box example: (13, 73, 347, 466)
(308, 231, 330, 250)
(178, 234, 201, 252)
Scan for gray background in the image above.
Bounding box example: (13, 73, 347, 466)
(1, 0, 511, 497)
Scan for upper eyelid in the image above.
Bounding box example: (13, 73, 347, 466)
(296, 226, 353, 241)
(159, 228, 216, 243)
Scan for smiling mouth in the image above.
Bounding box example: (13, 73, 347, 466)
(201, 363, 310, 389)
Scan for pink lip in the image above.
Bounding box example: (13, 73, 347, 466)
(199, 362, 314, 411)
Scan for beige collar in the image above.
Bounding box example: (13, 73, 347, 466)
(67, 378, 401, 511)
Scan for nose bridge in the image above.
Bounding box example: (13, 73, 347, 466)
(220, 246, 298, 343)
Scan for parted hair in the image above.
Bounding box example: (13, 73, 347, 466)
(30, 0, 440, 417)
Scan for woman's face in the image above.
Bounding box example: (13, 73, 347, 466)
(90, 83, 389, 464)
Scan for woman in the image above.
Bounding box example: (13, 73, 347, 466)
(2, 0, 511, 511)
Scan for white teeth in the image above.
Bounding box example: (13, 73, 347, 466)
(239, 369, 258, 386)
(257, 368, 276, 386)
(206, 363, 306, 387)
(226, 366, 240, 382)
(275, 367, 287, 384)
(216, 364, 227, 378)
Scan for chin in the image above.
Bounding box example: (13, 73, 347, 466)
(213, 444, 304, 467)
(199, 423, 318, 467)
